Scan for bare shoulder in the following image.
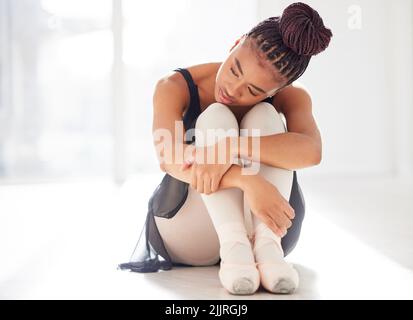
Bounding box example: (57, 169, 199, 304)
(163, 62, 219, 84)
(185, 62, 222, 82)
(154, 70, 192, 113)
(272, 81, 312, 115)
(157, 63, 217, 103)
(156, 62, 221, 114)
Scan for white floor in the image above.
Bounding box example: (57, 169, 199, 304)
(1, 173, 413, 299)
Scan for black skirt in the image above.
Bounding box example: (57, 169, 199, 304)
(117, 168, 306, 273)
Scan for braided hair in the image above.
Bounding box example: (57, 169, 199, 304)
(245, 2, 333, 91)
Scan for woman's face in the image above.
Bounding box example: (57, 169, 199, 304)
(214, 36, 285, 107)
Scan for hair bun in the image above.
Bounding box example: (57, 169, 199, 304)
(279, 2, 332, 56)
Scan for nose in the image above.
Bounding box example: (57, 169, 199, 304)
(227, 81, 243, 99)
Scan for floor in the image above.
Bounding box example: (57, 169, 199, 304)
(1, 172, 413, 299)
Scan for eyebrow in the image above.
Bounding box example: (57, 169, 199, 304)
(235, 57, 267, 94)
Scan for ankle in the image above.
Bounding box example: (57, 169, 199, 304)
(253, 225, 283, 256)
(220, 238, 255, 264)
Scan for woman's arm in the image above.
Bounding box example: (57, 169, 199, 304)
(152, 77, 243, 190)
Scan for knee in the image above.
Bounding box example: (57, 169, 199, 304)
(194, 103, 239, 147)
(195, 103, 239, 131)
(240, 102, 286, 136)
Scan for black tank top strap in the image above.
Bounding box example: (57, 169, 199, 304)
(262, 96, 273, 104)
(173, 68, 202, 135)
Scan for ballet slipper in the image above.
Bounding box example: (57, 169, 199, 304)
(253, 223, 299, 294)
(215, 222, 260, 295)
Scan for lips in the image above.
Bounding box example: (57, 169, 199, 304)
(218, 87, 234, 104)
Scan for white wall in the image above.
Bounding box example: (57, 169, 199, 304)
(257, 0, 413, 179)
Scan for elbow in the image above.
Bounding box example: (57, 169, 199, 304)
(313, 145, 322, 165)
(306, 139, 322, 166)
(159, 162, 167, 172)
(314, 153, 322, 166)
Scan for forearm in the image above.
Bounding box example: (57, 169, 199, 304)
(163, 161, 244, 190)
(160, 142, 243, 190)
(218, 164, 245, 190)
(161, 161, 192, 184)
(235, 133, 321, 170)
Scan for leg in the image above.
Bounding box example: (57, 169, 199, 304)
(240, 102, 299, 294)
(195, 103, 260, 295)
(154, 186, 221, 266)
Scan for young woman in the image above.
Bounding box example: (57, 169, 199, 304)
(119, 2, 332, 295)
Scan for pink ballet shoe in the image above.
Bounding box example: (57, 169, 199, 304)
(253, 224, 299, 294)
(215, 222, 260, 295)
(256, 260, 299, 294)
(218, 240, 260, 295)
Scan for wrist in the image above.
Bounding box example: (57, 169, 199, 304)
(237, 170, 254, 191)
(238, 170, 263, 191)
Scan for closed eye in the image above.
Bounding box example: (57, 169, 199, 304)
(230, 67, 238, 78)
(231, 67, 258, 96)
(248, 88, 258, 96)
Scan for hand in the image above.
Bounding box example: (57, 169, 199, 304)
(181, 137, 236, 194)
(241, 174, 295, 238)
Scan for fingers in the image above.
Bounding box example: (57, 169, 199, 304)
(203, 176, 211, 195)
(196, 172, 204, 194)
(253, 208, 291, 238)
(190, 164, 222, 195)
(271, 222, 287, 238)
(266, 218, 284, 238)
(205, 175, 223, 194)
(190, 165, 197, 190)
(268, 209, 293, 238)
(190, 164, 210, 194)
(280, 213, 293, 229)
(284, 203, 295, 220)
(211, 177, 220, 193)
